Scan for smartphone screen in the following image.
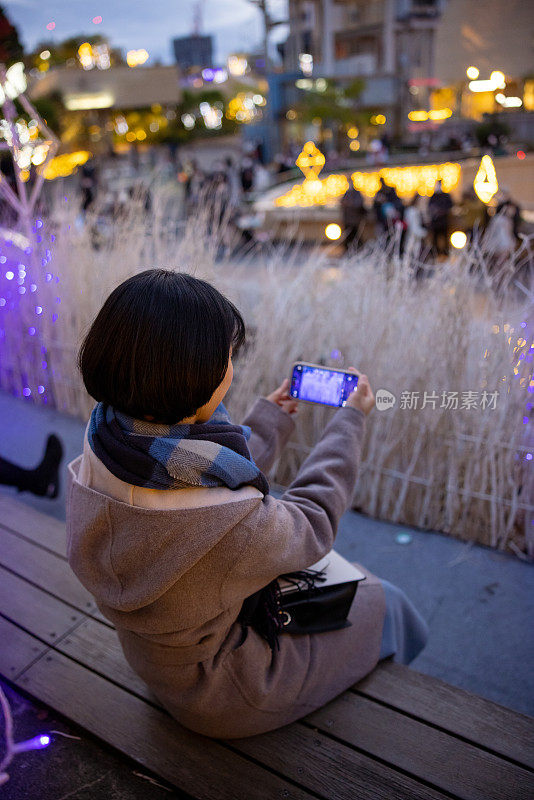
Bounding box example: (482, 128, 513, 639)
(290, 363, 358, 407)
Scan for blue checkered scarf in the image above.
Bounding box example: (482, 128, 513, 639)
(87, 401, 270, 495)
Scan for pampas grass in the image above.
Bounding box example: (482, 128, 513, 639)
(0, 186, 532, 555)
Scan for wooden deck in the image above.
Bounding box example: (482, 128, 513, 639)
(1, 494, 533, 800)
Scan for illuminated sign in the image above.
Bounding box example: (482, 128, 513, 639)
(274, 143, 462, 208)
(65, 92, 114, 111)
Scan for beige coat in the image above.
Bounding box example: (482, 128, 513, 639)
(66, 397, 386, 739)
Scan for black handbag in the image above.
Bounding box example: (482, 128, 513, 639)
(235, 552, 366, 649)
(277, 552, 365, 635)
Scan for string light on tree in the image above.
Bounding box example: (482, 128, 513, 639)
(0, 62, 59, 235)
(0, 61, 60, 405)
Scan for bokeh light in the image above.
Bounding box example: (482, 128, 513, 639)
(325, 223, 342, 240)
(450, 231, 467, 249)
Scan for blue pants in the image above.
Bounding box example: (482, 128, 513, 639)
(378, 579, 429, 664)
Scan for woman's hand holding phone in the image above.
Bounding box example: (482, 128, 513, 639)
(344, 368, 375, 415)
(266, 378, 299, 415)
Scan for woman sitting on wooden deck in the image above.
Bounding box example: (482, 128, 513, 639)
(65, 269, 428, 739)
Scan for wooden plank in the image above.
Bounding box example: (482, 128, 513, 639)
(15, 646, 321, 800)
(0, 494, 66, 556)
(0, 497, 110, 625)
(304, 689, 534, 800)
(2, 582, 450, 800)
(38, 617, 452, 799)
(41, 616, 534, 800)
(353, 661, 534, 770)
(0, 615, 48, 679)
(0, 566, 84, 645)
(57, 618, 156, 703)
(229, 720, 452, 800)
(3, 492, 531, 799)
(0, 525, 98, 615)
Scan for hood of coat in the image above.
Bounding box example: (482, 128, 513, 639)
(65, 456, 262, 614)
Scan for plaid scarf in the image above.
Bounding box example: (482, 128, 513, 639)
(88, 402, 270, 494)
(88, 401, 325, 653)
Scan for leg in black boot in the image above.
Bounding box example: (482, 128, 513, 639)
(0, 434, 64, 499)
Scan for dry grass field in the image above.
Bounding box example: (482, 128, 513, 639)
(1, 190, 532, 554)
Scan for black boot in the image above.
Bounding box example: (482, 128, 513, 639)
(28, 434, 64, 498)
(0, 434, 64, 499)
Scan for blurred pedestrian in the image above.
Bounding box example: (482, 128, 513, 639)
(240, 159, 255, 193)
(484, 198, 517, 257)
(374, 179, 403, 237)
(404, 194, 427, 262)
(340, 185, 366, 251)
(456, 188, 487, 236)
(496, 188, 521, 242)
(224, 156, 241, 209)
(428, 180, 453, 255)
(80, 162, 97, 212)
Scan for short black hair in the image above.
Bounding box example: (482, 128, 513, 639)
(78, 269, 245, 423)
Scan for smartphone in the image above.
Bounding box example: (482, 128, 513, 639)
(290, 362, 359, 408)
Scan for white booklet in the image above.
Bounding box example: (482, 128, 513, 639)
(278, 550, 366, 595)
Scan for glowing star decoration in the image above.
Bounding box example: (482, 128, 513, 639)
(296, 141, 325, 180)
(474, 155, 498, 204)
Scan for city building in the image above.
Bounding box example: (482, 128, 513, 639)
(282, 0, 444, 134)
(172, 34, 213, 72)
(433, 0, 534, 122)
(28, 63, 182, 153)
(434, 0, 532, 87)
(30, 64, 181, 111)
(279, 0, 533, 140)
